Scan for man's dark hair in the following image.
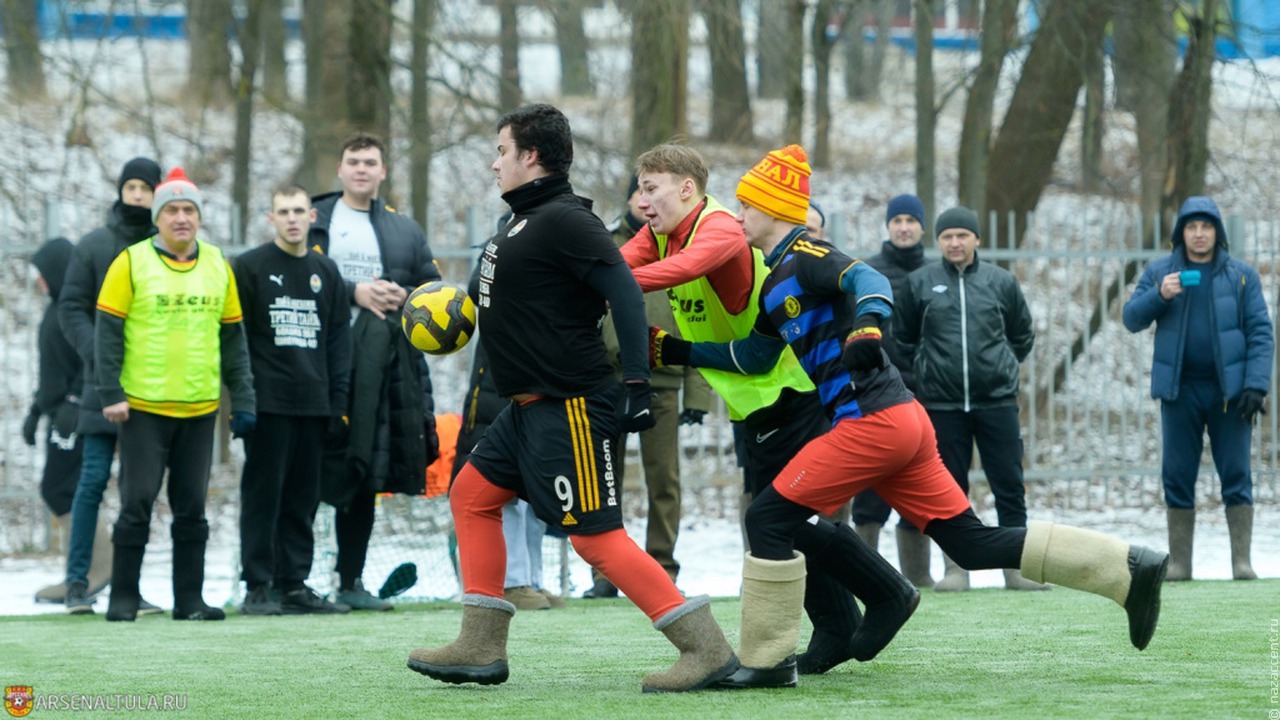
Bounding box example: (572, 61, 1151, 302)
(495, 103, 573, 175)
(340, 131, 387, 162)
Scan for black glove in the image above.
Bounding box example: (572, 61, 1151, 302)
(53, 399, 79, 439)
(229, 411, 257, 439)
(650, 326, 691, 368)
(1238, 389, 1268, 423)
(424, 414, 440, 465)
(840, 316, 887, 373)
(325, 415, 350, 445)
(21, 404, 40, 446)
(679, 408, 706, 426)
(620, 381, 657, 433)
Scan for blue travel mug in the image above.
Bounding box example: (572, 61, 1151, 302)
(1179, 270, 1201, 287)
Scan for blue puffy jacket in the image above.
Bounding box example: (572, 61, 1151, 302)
(1122, 196, 1274, 401)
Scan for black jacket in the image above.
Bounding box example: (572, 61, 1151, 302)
(894, 253, 1034, 410)
(57, 201, 156, 435)
(32, 238, 82, 416)
(308, 192, 440, 296)
(864, 239, 926, 391)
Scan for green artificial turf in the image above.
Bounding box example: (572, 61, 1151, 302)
(4, 579, 1273, 719)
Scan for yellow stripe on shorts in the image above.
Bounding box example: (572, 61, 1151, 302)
(566, 397, 600, 512)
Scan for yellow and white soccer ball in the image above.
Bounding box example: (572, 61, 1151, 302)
(401, 281, 476, 356)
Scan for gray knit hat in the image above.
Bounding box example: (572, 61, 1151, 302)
(151, 167, 203, 222)
(935, 206, 980, 238)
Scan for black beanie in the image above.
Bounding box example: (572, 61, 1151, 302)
(117, 157, 162, 196)
(626, 173, 640, 200)
(935, 207, 980, 238)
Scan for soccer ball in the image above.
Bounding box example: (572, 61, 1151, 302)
(401, 281, 476, 356)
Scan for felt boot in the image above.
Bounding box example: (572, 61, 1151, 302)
(171, 521, 224, 621)
(104, 542, 145, 622)
(1164, 508, 1194, 581)
(854, 521, 881, 553)
(896, 525, 935, 589)
(934, 554, 970, 592)
(1225, 504, 1257, 580)
(716, 554, 805, 689)
(408, 594, 514, 685)
(1021, 521, 1168, 650)
(796, 565, 862, 675)
(1003, 568, 1050, 591)
(642, 595, 739, 693)
(34, 514, 71, 603)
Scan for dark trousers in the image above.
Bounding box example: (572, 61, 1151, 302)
(1160, 381, 1254, 508)
(335, 490, 376, 590)
(927, 405, 1028, 528)
(240, 413, 326, 589)
(114, 410, 215, 546)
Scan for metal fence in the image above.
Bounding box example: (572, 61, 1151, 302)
(2, 203, 1276, 555)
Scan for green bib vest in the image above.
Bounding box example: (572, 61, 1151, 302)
(655, 197, 814, 421)
(119, 239, 228, 417)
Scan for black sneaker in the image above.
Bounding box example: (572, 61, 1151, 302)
(65, 580, 94, 615)
(241, 586, 284, 616)
(137, 597, 165, 616)
(281, 586, 350, 615)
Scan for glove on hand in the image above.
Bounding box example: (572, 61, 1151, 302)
(650, 326, 691, 368)
(325, 415, 350, 445)
(424, 414, 440, 465)
(53, 399, 79, 439)
(21, 404, 40, 446)
(229, 411, 257, 439)
(1239, 389, 1268, 423)
(841, 316, 887, 373)
(679, 408, 706, 426)
(620, 381, 657, 433)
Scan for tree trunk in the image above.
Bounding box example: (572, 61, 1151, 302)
(781, 0, 805, 144)
(547, 0, 591, 96)
(704, 0, 753, 145)
(984, 0, 1111, 247)
(1080, 36, 1105, 194)
(233, 0, 264, 245)
(863, 0, 893, 100)
(914, 0, 935, 224)
(811, 0, 842, 167)
(630, 0, 688, 157)
(349, 0, 393, 142)
(261, 0, 288, 106)
(843, 0, 865, 100)
(187, 0, 235, 109)
(757, 0, 791, 99)
(299, 1, 352, 194)
(1, 0, 47, 101)
(1163, 0, 1217, 220)
(498, 0, 522, 109)
(411, 0, 437, 229)
(1113, 0, 1176, 230)
(957, 0, 1015, 217)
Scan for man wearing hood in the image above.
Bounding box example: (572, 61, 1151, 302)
(1123, 196, 1273, 581)
(53, 158, 164, 615)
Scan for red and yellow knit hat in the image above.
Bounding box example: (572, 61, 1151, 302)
(736, 144, 812, 225)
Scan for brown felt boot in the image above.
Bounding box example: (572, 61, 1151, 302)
(642, 595, 739, 693)
(854, 522, 882, 553)
(1003, 568, 1050, 591)
(716, 554, 805, 689)
(1021, 521, 1168, 650)
(86, 514, 114, 596)
(408, 594, 514, 685)
(1225, 504, 1257, 580)
(896, 525, 934, 589)
(934, 554, 970, 592)
(34, 514, 71, 603)
(1164, 508, 1194, 581)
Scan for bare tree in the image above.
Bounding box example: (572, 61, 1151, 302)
(187, 0, 235, 109)
(984, 0, 1111, 245)
(913, 0, 935, 223)
(497, 0, 522, 109)
(233, 0, 265, 243)
(0, 0, 47, 101)
(1080, 35, 1105, 194)
(349, 0, 393, 144)
(957, 0, 1016, 216)
(810, 0, 846, 167)
(299, 1, 353, 193)
(1113, 0, 1176, 228)
(410, 0, 437, 228)
(703, 0, 753, 145)
(1163, 0, 1218, 219)
(545, 0, 592, 96)
(630, 0, 688, 157)
(845, 0, 894, 101)
(260, 0, 288, 106)
(756, 0, 791, 99)
(781, 0, 805, 144)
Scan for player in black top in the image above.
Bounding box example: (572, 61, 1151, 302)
(407, 104, 738, 693)
(233, 185, 352, 616)
(656, 145, 1170, 688)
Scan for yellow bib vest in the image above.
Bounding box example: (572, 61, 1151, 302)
(655, 196, 815, 421)
(119, 239, 229, 417)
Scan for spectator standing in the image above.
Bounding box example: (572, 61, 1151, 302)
(894, 206, 1046, 592)
(310, 132, 441, 611)
(56, 157, 164, 615)
(234, 185, 352, 615)
(95, 168, 256, 621)
(1122, 196, 1273, 581)
(854, 194, 934, 588)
